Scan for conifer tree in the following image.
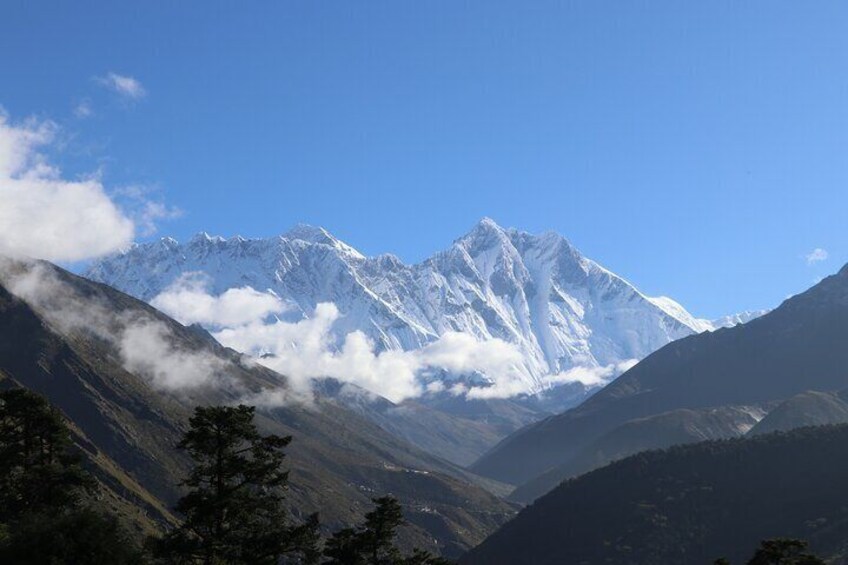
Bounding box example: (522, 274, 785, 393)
(155, 404, 319, 564)
(361, 496, 404, 564)
(324, 496, 452, 565)
(746, 538, 826, 565)
(0, 388, 91, 520)
(0, 388, 143, 564)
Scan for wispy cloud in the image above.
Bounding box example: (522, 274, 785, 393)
(542, 360, 638, 388)
(1, 260, 235, 394)
(73, 98, 93, 119)
(97, 72, 146, 100)
(805, 248, 829, 265)
(115, 185, 182, 236)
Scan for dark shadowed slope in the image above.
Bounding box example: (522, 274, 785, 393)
(509, 405, 763, 503)
(462, 425, 848, 565)
(0, 259, 513, 557)
(748, 389, 848, 436)
(471, 264, 848, 486)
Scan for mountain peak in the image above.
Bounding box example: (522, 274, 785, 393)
(188, 231, 226, 245)
(476, 216, 503, 230)
(284, 223, 334, 243)
(456, 217, 510, 251)
(467, 217, 509, 238)
(464, 219, 575, 251)
(158, 236, 179, 248)
(283, 224, 365, 259)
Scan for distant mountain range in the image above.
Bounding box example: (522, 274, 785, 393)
(87, 219, 757, 400)
(85, 219, 767, 467)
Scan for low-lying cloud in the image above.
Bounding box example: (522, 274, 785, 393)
(0, 259, 233, 394)
(120, 320, 227, 391)
(151, 278, 626, 403)
(542, 359, 639, 388)
(151, 273, 286, 327)
(0, 260, 629, 408)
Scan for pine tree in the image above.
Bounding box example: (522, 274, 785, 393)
(324, 496, 453, 565)
(746, 538, 826, 565)
(323, 527, 365, 565)
(361, 496, 404, 564)
(0, 388, 143, 564)
(3, 508, 145, 565)
(155, 404, 319, 564)
(0, 388, 92, 520)
(399, 548, 454, 565)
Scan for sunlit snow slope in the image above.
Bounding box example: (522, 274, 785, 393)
(87, 218, 743, 396)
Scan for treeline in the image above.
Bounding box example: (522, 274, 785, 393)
(0, 389, 451, 564)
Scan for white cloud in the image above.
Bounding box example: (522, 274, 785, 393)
(0, 113, 135, 262)
(115, 185, 182, 237)
(0, 259, 234, 394)
(151, 274, 286, 327)
(210, 302, 422, 400)
(97, 72, 146, 100)
(420, 332, 528, 399)
(137, 201, 183, 236)
(805, 248, 829, 265)
(74, 99, 93, 119)
(153, 283, 547, 403)
(1, 257, 631, 407)
(542, 359, 638, 388)
(120, 320, 227, 391)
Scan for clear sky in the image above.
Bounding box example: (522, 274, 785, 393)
(1, 1, 846, 318)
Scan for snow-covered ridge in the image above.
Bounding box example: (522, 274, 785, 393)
(710, 310, 770, 329)
(86, 218, 755, 397)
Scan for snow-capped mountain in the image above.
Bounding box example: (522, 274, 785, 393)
(711, 310, 770, 329)
(87, 218, 721, 397)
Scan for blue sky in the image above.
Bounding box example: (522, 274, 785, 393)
(1, 1, 846, 318)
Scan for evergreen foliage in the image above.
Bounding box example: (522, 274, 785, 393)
(716, 538, 827, 564)
(745, 539, 826, 565)
(0, 388, 144, 564)
(462, 425, 848, 564)
(324, 496, 452, 565)
(156, 404, 453, 564)
(0, 387, 92, 519)
(9, 388, 841, 565)
(2, 508, 146, 565)
(153, 405, 320, 564)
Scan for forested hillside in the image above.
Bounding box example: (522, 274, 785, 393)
(463, 425, 848, 565)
